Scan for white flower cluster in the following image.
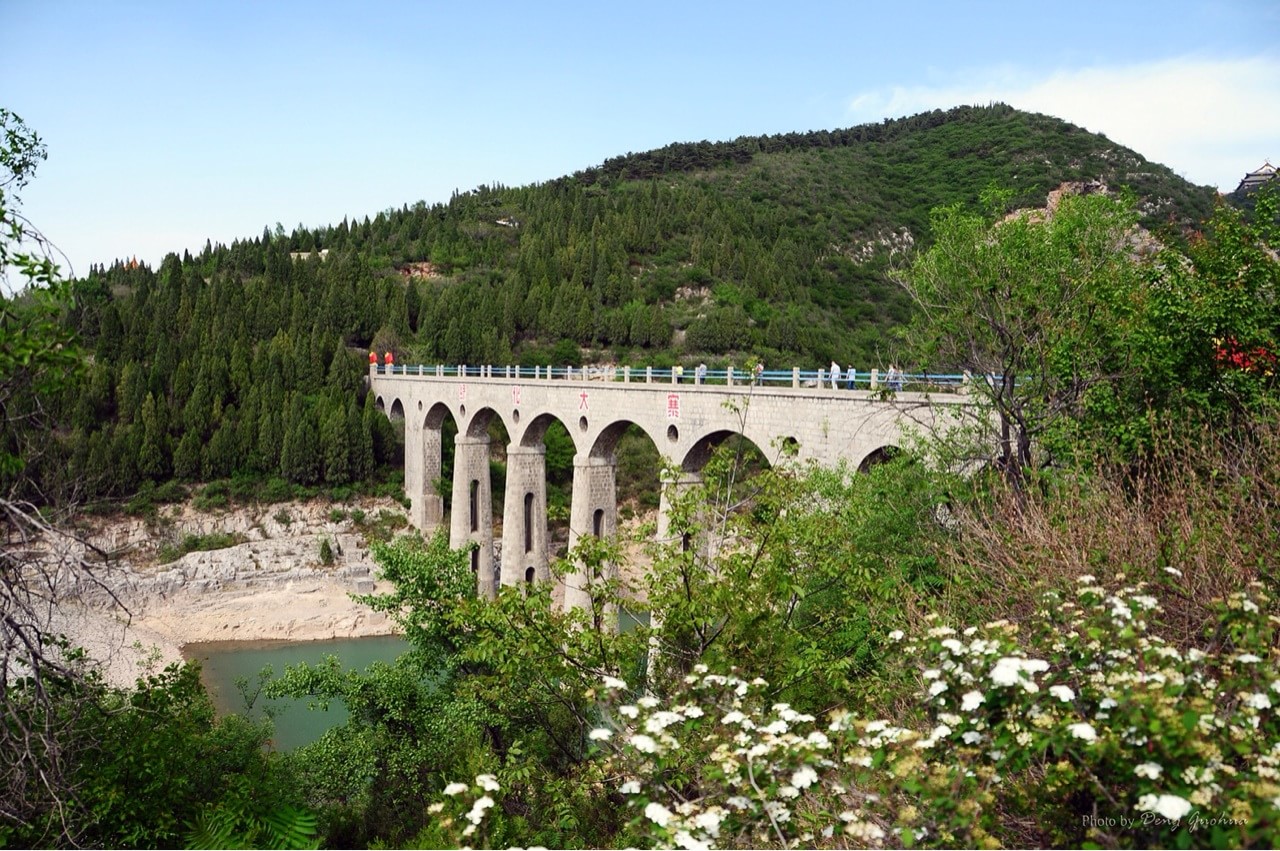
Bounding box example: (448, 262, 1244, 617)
(428, 772, 503, 842)
(598, 667, 880, 849)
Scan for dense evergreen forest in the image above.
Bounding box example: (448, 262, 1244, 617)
(39, 103, 1221, 506)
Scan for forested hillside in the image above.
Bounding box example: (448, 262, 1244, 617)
(46, 103, 1220, 503)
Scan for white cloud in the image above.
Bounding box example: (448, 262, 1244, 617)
(847, 56, 1280, 191)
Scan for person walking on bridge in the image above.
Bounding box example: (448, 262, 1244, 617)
(829, 361, 841, 389)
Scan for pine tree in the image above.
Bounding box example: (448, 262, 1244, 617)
(137, 393, 168, 481)
(173, 430, 202, 481)
(322, 402, 351, 485)
(348, 399, 373, 481)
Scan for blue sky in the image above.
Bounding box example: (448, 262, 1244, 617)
(3, 0, 1277, 278)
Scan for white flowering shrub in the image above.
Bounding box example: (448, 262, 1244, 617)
(419, 773, 503, 849)
(415, 577, 1278, 848)
(593, 671, 856, 850)
(584, 577, 1279, 848)
(838, 576, 1280, 847)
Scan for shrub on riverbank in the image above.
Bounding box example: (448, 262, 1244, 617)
(157, 531, 247, 564)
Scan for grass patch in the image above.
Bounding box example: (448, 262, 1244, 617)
(157, 531, 246, 564)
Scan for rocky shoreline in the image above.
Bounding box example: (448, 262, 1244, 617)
(56, 498, 405, 689)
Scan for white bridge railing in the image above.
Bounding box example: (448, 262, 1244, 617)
(371, 363, 976, 393)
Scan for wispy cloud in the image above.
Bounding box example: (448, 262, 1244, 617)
(847, 56, 1280, 191)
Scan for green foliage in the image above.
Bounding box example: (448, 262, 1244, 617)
(157, 531, 246, 564)
(3, 663, 308, 849)
(898, 188, 1149, 486)
(192, 480, 230, 511)
(185, 799, 318, 850)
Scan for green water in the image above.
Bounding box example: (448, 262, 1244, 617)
(187, 609, 650, 751)
(185, 634, 411, 751)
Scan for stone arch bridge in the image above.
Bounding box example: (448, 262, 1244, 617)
(369, 364, 970, 610)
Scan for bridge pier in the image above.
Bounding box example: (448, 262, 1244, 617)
(449, 435, 496, 599)
(501, 443, 550, 589)
(656, 469, 704, 554)
(563, 454, 618, 613)
(405, 424, 444, 532)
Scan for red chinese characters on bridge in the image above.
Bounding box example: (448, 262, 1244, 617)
(667, 393, 681, 419)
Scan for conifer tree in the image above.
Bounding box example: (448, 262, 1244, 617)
(348, 398, 373, 482)
(137, 393, 168, 481)
(322, 402, 351, 485)
(173, 429, 201, 481)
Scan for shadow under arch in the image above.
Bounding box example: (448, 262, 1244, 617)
(518, 411, 573, 451)
(463, 405, 507, 441)
(588, 419, 659, 461)
(388, 398, 405, 421)
(422, 400, 454, 432)
(857, 445, 902, 473)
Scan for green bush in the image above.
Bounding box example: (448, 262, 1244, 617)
(157, 531, 246, 564)
(193, 481, 230, 512)
(261, 477, 294, 503)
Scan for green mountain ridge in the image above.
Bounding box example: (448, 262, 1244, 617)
(41, 103, 1221, 502)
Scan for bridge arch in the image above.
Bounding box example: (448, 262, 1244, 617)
(462, 405, 505, 441)
(680, 428, 773, 473)
(515, 411, 571, 450)
(588, 418, 657, 461)
(857, 444, 902, 473)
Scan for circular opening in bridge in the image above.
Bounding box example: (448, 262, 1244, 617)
(667, 425, 679, 443)
(512, 409, 520, 424)
(781, 436, 800, 457)
(460, 404, 467, 417)
(417, 400, 423, 411)
(578, 416, 588, 432)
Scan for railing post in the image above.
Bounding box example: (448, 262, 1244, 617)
(645, 367, 652, 384)
(727, 366, 734, 386)
(870, 368, 879, 390)
(623, 366, 630, 383)
(792, 367, 800, 388)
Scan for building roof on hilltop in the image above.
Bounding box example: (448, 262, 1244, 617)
(1237, 161, 1277, 193)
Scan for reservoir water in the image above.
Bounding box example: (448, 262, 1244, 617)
(185, 634, 411, 751)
